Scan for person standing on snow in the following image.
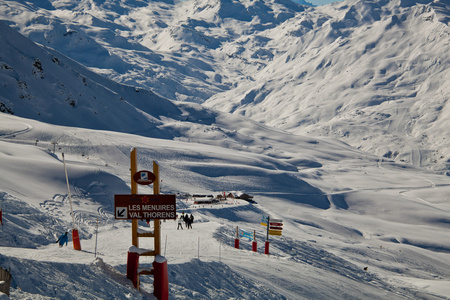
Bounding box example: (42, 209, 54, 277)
(56, 232, 69, 247)
(183, 214, 190, 228)
(188, 214, 194, 229)
(177, 215, 183, 230)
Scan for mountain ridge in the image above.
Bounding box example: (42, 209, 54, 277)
(0, 0, 449, 173)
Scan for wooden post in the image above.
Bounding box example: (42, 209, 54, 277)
(153, 161, 161, 255)
(129, 148, 140, 290)
(131, 149, 138, 248)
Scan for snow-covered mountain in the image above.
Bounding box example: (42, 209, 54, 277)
(0, 21, 182, 137)
(1, 0, 450, 299)
(1, 0, 449, 173)
(205, 0, 450, 173)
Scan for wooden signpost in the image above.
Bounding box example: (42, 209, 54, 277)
(261, 215, 283, 254)
(115, 148, 174, 299)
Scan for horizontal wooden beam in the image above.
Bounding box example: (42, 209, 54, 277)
(137, 232, 155, 238)
(138, 268, 154, 276)
(139, 250, 157, 257)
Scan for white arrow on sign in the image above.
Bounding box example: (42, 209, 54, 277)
(116, 207, 127, 219)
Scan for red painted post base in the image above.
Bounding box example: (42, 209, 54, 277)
(252, 241, 257, 252)
(235, 238, 240, 249)
(127, 251, 139, 288)
(72, 229, 82, 251)
(153, 255, 169, 300)
(264, 241, 270, 255)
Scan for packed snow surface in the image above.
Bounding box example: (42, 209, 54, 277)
(1, 112, 450, 299)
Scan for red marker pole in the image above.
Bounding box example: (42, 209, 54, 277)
(127, 251, 139, 288)
(252, 230, 257, 252)
(153, 255, 169, 299)
(235, 226, 240, 249)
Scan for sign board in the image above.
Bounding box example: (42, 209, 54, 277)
(239, 229, 254, 240)
(261, 215, 268, 226)
(270, 222, 283, 227)
(114, 194, 176, 220)
(270, 226, 283, 230)
(262, 215, 283, 236)
(269, 221, 283, 231)
(133, 170, 156, 185)
(269, 230, 282, 236)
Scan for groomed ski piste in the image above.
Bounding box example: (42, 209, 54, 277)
(1, 113, 450, 299)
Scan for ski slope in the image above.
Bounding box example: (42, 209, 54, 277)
(2, 113, 450, 299)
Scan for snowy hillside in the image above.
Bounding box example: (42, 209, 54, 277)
(1, 0, 450, 299)
(1, 0, 449, 173)
(0, 20, 180, 137)
(2, 110, 450, 299)
(205, 0, 450, 173)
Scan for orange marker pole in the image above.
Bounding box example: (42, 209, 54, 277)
(62, 153, 81, 251)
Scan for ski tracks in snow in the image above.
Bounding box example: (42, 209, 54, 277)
(214, 224, 416, 299)
(0, 117, 33, 139)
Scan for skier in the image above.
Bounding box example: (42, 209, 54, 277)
(184, 214, 190, 228)
(177, 215, 183, 230)
(56, 232, 69, 247)
(188, 214, 194, 229)
(186, 214, 194, 229)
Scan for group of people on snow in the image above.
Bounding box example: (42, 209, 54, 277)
(55, 212, 196, 248)
(177, 212, 194, 230)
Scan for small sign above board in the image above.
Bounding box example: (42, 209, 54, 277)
(133, 170, 156, 185)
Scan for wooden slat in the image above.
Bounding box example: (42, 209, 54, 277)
(139, 250, 157, 256)
(137, 232, 155, 238)
(138, 268, 154, 276)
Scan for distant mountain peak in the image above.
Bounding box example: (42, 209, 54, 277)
(1, 0, 449, 173)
